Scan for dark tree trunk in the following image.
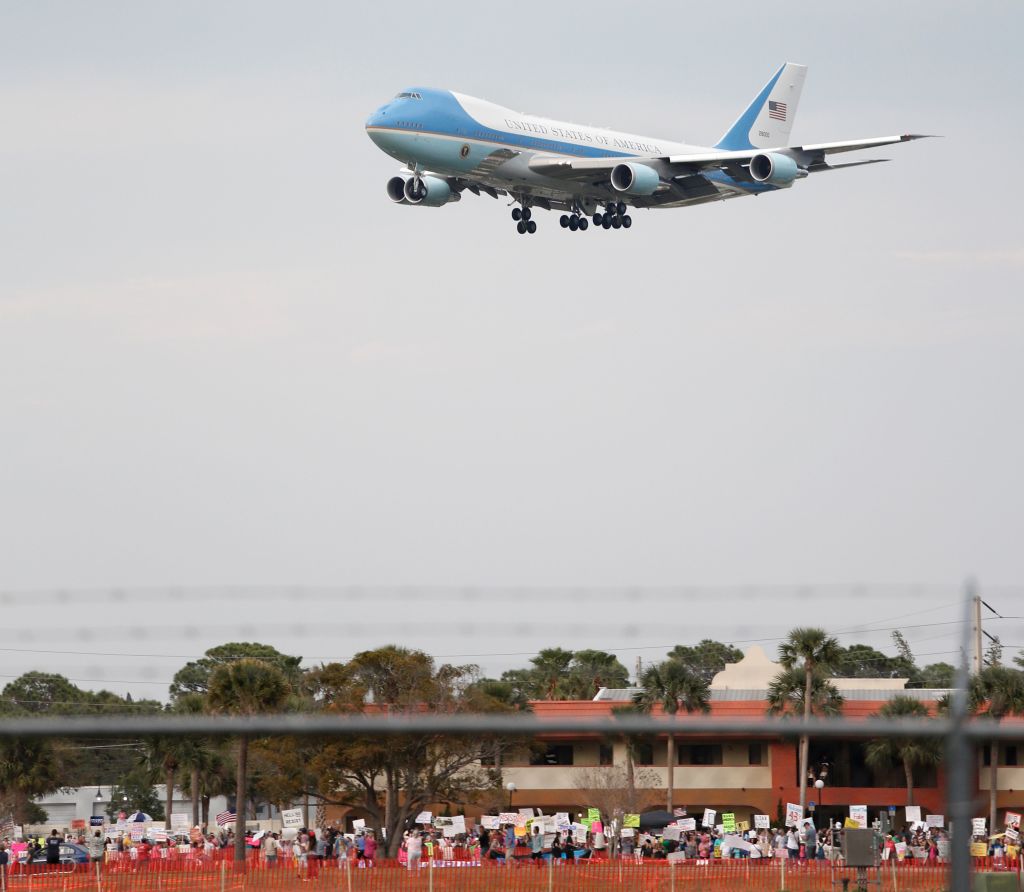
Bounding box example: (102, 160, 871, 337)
(234, 736, 248, 864)
(191, 767, 200, 828)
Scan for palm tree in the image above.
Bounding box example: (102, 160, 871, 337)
(207, 658, 290, 864)
(969, 666, 1024, 833)
(777, 628, 842, 815)
(172, 693, 212, 828)
(863, 696, 942, 806)
(633, 659, 710, 812)
(143, 735, 182, 827)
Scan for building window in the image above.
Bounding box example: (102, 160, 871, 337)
(634, 743, 654, 766)
(599, 744, 614, 766)
(748, 743, 764, 765)
(984, 745, 1019, 766)
(678, 745, 723, 766)
(480, 749, 495, 766)
(530, 745, 574, 766)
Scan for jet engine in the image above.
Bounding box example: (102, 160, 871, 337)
(610, 162, 660, 196)
(386, 174, 460, 206)
(748, 153, 801, 186)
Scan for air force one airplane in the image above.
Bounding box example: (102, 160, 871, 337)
(366, 63, 930, 234)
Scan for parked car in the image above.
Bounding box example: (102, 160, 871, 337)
(26, 843, 91, 865)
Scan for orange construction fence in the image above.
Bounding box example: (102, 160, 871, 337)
(2, 854, 1019, 892)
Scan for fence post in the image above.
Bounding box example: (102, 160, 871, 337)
(548, 853, 553, 892)
(220, 859, 226, 892)
(780, 851, 785, 891)
(345, 853, 352, 892)
(428, 848, 434, 892)
(670, 860, 675, 892)
(890, 857, 898, 892)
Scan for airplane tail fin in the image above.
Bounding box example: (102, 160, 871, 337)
(715, 62, 807, 150)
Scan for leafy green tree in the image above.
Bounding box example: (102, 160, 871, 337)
(917, 663, 956, 688)
(666, 640, 744, 686)
(774, 626, 843, 814)
(207, 659, 291, 863)
(170, 643, 302, 700)
(306, 647, 517, 857)
(969, 666, 1024, 833)
(105, 767, 165, 820)
(633, 658, 710, 812)
(0, 738, 65, 824)
(863, 696, 942, 806)
(563, 650, 630, 699)
(833, 643, 916, 679)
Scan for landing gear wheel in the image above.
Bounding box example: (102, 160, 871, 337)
(593, 213, 603, 226)
(622, 215, 632, 228)
(527, 220, 537, 234)
(522, 207, 532, 221)
(578, 217, 589, 231)
(602, 218, 612, 230)
(616, 202, 627, 215)
(560, 215, 570, 228)
(512, 208, 522, 221)
(517, 220, 527, 234)
(612, 216, 622, 229)
(568, 215, 579, 231)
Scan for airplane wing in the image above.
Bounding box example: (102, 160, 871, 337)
(529, 134, 932, 180)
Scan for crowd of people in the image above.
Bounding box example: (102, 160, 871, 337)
(1, 814, 1018, 874)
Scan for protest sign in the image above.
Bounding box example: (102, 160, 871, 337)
(679, 818, 696, 832)
(352, 819, 366, 832)
(620, 828, 635, 838)
(1004, 828, 1019, 843)
(555, 813, 571, 831)
(623, 814, 640, 828)
(721, 813, 736, 833)
(754, 815, 770, 830)
(481, 816, 499, 830)
(905, 806, 921, 824)
(926, 814, 945, 828)
(587, 808, 601, 823)
(673, 808, 687, 817)
(1006, 811, 1022, 828)
(573, 825, 587, 843)
(970, 842, 988, 857)
(785, 803, 802, 828)
(281, 809, 304, 829)
(844, 818, 861, 829)
(849, 806, 868, 829)
(519, 808, 536, 819)
(591, 821, 603, 835)
(498, 812, 518, 826)
(415, 812, 432, 824)
(702, 808, 716, 828)
(971, 818, 986, 836)
(663, 827, 681, 841)
(170, 813, 189, 832)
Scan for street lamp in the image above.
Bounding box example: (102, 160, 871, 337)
(95, 788, 103, 801)
(814, 777, 825, 806)
(506, 782, 516, 810)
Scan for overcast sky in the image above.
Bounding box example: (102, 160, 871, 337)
(2, 1, 1022, 698)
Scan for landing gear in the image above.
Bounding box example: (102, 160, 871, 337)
(596, 202, 631, 231)
(512, 199, 537, 234)
(560, 213, 590, 232)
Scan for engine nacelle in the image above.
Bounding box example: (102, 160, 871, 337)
(610, 162, 660, 196)
(405, 175, 458, 206)
(749, 152, 800, 186)
(386, 174, 460, 206)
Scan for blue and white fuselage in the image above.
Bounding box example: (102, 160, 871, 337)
(365, 64, 929, 234)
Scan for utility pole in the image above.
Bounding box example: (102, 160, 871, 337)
(971, 591, 983, 674)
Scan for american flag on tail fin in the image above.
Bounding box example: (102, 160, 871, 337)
(768, 100, 787, 121)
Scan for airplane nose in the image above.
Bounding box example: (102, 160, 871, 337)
(365, 104, 390, 131)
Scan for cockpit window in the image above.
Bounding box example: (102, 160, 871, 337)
(394, 91, 422, 100)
